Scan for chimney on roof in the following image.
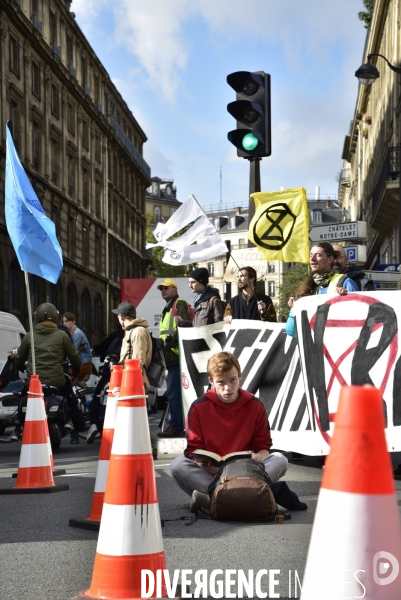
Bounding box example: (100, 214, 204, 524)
(235, 207, 241, 214)
(326, 199, 331, 208)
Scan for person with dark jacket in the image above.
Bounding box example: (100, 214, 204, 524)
(332, 244, 376, 291)
(9, 303, 84, 442)
(175, 268, 224, 327)
(224, 266, 276, 323)
(86, 328, 124, 444)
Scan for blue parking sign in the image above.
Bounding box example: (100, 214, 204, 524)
(345, 247, 356, 261)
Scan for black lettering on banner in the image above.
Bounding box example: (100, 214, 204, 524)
(290, 393, 312, 431)
(181, 338, 214, 398)
(393, 355, 401, 425)
(351, 302, 397, 427)
(226, 328, 261, 356)
(301, 305, 330, 431)
(243, 331, 298, 417)
(239, 329, 273, 385)
(272, 353, 305, 431)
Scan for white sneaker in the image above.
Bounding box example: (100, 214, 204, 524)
(64, 419, 73, 430)
(86, 423, 98, 444)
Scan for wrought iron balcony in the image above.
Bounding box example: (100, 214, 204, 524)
(51, 40, 61, 58)
(371, 145, 400, 234)
(32, 14, 42, 34)
(106, 115, 151, 178)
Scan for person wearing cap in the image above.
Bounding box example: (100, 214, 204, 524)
(175, 268, 224, 327)
(157, 279, 191, 438)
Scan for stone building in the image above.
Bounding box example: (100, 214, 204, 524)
(146, 176, 181, 229)
(339, 0, 401, 268)
(0, 0, 151, 343)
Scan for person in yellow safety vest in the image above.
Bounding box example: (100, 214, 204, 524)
(285, 242, 359, 338)
(157, 279, 190, 438)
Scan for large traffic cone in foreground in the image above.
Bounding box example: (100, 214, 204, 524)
(0, 375, 68, 494)
(301, 385, 401, 599)
(69, 365, 123, 530)
(85, 359, 167, 599)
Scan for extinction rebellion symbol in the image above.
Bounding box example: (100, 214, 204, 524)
(252, 202, 297, 250)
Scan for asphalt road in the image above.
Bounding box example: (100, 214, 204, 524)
(0, 415, 401, 600)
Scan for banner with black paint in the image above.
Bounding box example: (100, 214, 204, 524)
(178, 290, 401, 455)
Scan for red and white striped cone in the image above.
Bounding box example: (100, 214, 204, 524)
(69, 365, 123, 530)
(301, 385, 401, 599)
(84, 359, 167, 599)
(0, 375, 68, 495)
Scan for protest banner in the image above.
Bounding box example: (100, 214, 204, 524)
(178, 290, 401, 455)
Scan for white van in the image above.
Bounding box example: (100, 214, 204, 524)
(0, 312, 26, 373)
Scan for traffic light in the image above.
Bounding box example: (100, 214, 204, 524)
(227, 71, 271, 158)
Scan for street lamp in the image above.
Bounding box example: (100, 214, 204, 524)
(355, 53, 401, 84)
(355, 53, 401, 265)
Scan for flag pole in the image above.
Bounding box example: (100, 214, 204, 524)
(23, 272, 36, 374)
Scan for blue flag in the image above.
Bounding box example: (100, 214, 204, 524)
(5, 122, 63, 284)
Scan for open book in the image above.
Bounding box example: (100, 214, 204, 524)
(193, 449, 252, 465)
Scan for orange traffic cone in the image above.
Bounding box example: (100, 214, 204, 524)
(301, 385, 401, 599)
(0, 375, 68, 495)
(84, 359, 167, 599)
(69, 365, 123, 530)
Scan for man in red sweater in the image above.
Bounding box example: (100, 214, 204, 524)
(170, 352, 288, 509)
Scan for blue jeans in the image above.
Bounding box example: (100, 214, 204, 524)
(166, 363, 183, 431)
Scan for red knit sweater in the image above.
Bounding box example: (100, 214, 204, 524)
(184, 388, 272, 460)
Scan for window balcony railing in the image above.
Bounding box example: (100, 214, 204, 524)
(51, 40, 61, 58)
(372, 145, 400, 214)
(106, 115, 151, 178)
(32, 14, 42, 34)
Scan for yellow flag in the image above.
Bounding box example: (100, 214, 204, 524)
(248, 187, 309, 263)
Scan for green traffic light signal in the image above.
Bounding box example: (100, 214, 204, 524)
(242, 133, 258, 151)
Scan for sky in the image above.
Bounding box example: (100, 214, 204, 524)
(72, 0, 367, 211)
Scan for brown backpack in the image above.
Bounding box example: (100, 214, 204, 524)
(208, 457, 277, 521)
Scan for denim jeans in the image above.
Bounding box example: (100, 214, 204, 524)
(166, 363, 183, 431)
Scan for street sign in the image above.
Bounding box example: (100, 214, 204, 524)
(309, 221, 367, 242)
(344, 245, 367, 263)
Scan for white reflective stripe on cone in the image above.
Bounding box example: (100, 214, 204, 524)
(25, 397, 46, 421)
(97, 503, 164, 556)
(301, 489, 401, 599)
(111, 406, 152, 455)
(103, 396, 118, 429)
(19, 444, 52, 468)
(94, 460, 109, 493)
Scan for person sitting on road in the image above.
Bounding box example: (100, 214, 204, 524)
(175, 268, 225, 327)
(9, 303, 84, 444)
(170, 351, 288, 512)
(62, 312, 93, 387)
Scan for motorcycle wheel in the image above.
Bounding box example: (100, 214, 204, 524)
(49, 422, 61, 451)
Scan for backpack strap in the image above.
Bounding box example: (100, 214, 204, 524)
(207, 297, 216, 325)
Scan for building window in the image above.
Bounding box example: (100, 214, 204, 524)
(170, 208, 176, 217)
(32, 120, 41, 171)
(268, 281, 275, 297)
(68, 215, 76, 259)
(31, 275, 45, 309)
(10, 99, 21, 152)
(82, 166, 90, 209)
(95, 234, 102, 272)
(95, 134, 101, 162)
(154, 206, 161, 222)
(67, 34, 73, 66)
(51, 137, 60, 186)
(268, 263, 275, 273)
(66, 283, 78, 314)
(81, 55, 87, 86)
(32, 61, 40, 98)
(82, 225, 90, 262)
(51, 84, 59, 118)
(9, 261, 22, 311)
(93, 294, 103, 332)
(68, 102, 75, 135)
(9, 36, 20, 76)
(82, 119, 89, 149)
(95, 179, 102, 219)
(213, 218, 220, 230)
(68, 154, 76, 197)
(208, 262, 215, 277)
(229, 216, 236, 229)
(49, 9, 57, 42)
(239, 238, 246, 246)
(310, 210, 322, 223)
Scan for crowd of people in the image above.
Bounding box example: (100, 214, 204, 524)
(6, 242, 385, 514)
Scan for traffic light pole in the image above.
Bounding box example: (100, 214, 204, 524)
(248, 157, 261, 247)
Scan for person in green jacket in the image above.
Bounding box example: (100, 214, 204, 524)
(9, 303, 83, 442)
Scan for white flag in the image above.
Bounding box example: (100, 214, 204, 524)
(146, 194, 228, 266)
(162, 231, 228, 266)
(147, 194, 204, 248)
